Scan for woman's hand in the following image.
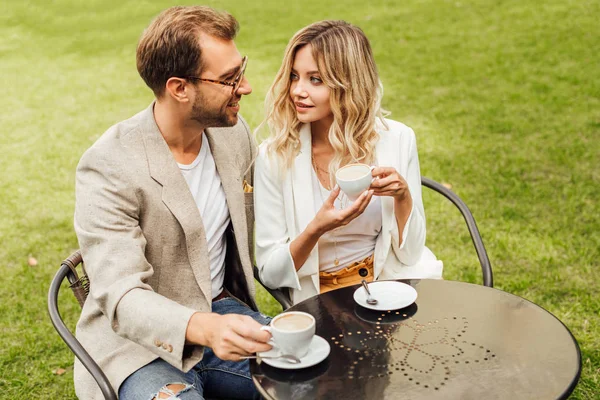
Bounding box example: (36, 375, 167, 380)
(370, 167, 413, 247)
(370, 167, 412, 202)
(290, 186, 374, 271)
(309, 186, 374, 235)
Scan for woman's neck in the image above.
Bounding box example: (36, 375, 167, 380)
(310, 120, 334, 169)
(310, 118, 333, 148)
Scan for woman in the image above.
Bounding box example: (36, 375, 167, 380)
(254, 20, 442, 305)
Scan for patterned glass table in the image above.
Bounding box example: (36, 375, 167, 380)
(251, 279, 580, 400)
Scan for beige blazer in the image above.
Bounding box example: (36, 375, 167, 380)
(73, 103, 257, 399)
(254, 119, 443, 305)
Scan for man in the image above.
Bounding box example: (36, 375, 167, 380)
(74, 6, 272, 399)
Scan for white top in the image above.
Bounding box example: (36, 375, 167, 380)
(178, 133, 230, 299)
(311, 169, 381, 272)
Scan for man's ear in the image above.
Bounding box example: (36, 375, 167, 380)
(165, 77, 190, 103)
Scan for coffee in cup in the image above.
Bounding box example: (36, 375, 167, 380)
(261, 311, 315, 358)
(272, 313, 313, 331)
(335, 163, 374, 201)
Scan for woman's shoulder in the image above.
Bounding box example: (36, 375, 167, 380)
(257, 138, 280, 158)
(376, 118, 416, 142)
(256, 138, 281, 169)
(258, 138, 271, 153)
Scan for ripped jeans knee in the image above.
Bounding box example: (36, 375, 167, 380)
(151, 383, 194, 400)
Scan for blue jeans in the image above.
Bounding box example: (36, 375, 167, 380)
(119, 297, 271, 400)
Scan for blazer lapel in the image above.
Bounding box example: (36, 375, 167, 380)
(291, 124, 321, 292)
(204, 127, 254, 286)
(291, 124, 317, 234)
(139, 104, 212, 303)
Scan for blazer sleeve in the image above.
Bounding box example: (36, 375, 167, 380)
(253, 145, 301, 290)
(74, 146, 198, 370)
(389, 127, 426, 265)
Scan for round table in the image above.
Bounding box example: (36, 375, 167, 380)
(250, 280, 581, 400)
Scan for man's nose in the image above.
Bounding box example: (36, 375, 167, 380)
(237, 76, 252, 95)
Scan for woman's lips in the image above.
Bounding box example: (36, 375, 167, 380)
(295, 102, 313, 112)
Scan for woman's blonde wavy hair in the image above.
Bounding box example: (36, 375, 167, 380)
(259, 20, 388, 183)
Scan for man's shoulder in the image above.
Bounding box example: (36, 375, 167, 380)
(79, 107, 149, 168)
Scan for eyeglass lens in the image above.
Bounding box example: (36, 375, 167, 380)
(232, 57, 248, 94)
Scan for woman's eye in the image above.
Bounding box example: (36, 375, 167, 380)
(290, 73, 299, 81)
(310, 76, 323, 84)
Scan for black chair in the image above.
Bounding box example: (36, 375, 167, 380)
(421, 177, 493, 287)
(47, 251, 117, 400)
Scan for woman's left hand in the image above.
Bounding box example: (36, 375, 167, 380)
(370, 167, 411, 202)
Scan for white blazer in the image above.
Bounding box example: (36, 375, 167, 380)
(254, 119, 443, 304)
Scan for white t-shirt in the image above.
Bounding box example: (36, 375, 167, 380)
(311, 169, 382, 273)
(178, 133, 230, 298)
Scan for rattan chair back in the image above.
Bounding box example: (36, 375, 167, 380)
(61, 250, 89, 308)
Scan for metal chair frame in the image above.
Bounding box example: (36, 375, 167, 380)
(48, 251, 117, 400)
(47, 177, 491, 399)
(421, 177, 493, 287)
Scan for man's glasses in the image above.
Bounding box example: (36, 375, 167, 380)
(184, 56, 248, 95)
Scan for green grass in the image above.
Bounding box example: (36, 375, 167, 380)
(0, 0, 598, 398)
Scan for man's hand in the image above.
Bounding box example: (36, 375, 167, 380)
(186, 312, 272, 361)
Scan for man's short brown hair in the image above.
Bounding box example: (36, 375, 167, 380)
(136, 6, 239, 97)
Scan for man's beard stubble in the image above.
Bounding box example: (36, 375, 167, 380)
(191, 90, 237, 128)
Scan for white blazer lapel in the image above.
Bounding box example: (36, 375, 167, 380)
(291, 124, 317, 235)
(290, 124, 320, 292)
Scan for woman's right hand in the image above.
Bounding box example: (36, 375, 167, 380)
(309, 186, 375, 235)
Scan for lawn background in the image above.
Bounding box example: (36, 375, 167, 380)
(0, 0, 598, 398)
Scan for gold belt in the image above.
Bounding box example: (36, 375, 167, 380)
(319, 254, 374, 291)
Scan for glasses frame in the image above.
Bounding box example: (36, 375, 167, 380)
(184, 56, 248, 95)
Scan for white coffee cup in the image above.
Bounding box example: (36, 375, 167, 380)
(261, 311, 315, 358)
(335, 163, 374, 201)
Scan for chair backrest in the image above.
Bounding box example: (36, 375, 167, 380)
(47, 252, 117, 400)
(421, 177, 493, 287)
(61, 250, 89, 308)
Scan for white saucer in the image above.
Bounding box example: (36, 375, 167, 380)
(353, 281, 417, 311)
(258, 335, 330, 369)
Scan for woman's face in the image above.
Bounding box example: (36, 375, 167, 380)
(289, 44, 333, 125)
